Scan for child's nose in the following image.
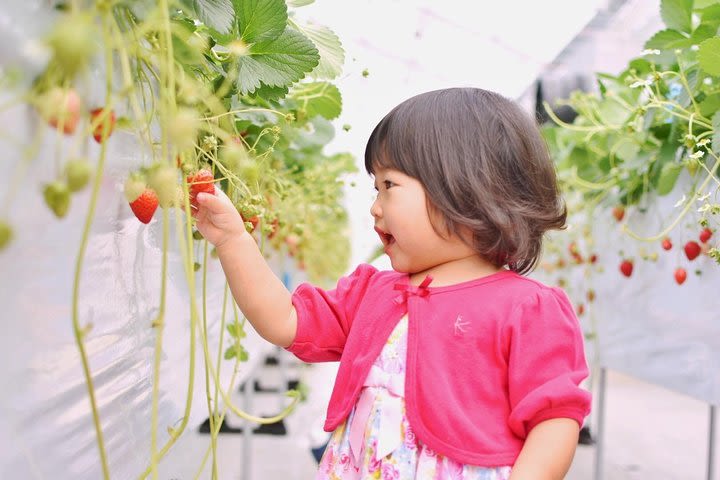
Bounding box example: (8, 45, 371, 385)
(370, 197, 382, 218)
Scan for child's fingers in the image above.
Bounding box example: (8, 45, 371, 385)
(196, 190, 229, 213)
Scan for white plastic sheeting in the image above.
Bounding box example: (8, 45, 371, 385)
(0, 5, 275, 478)
(0, 100, 277, 478)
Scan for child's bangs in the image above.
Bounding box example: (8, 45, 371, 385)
(364, 114, 414, 177)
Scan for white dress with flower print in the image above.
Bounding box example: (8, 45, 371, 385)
(317, 316, 513, 480)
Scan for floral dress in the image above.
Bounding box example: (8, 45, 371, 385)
(317, 316, 513, 480)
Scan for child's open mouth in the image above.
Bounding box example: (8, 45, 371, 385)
(374, 226, 395, 248)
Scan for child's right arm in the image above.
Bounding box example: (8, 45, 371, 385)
(194, 189, 297, 348)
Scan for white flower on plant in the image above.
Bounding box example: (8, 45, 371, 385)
(704, 78, 713, 85)
(691, 44, 700, 51)
(674, 194, 687, 208)
(641, 49, 661, 55)
(629, 78, 653, 89)
(689, 150, 705, 160)
(698, 192, 711, 202)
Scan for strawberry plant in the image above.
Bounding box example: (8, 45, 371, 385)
(542, 0, 720, 275)
(0, 0, 352, 478)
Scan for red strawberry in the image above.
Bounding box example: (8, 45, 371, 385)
(674, 267, 687, 285)
(576, 304, 585, 316)
(619, 260, 633, 277)
(661, 237, 672, 251)
(186, 169, 216, 209)
(125, 176, 158, 224)
(90, 108, 116, 143)
(699, 228, 713, 243)
(128, 188, 158, 224)
(612, 206, 625, 222)
(589, 254, 598, 264)
(684, 241, 701, 261)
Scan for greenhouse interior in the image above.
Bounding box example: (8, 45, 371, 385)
(0, 0, 718, 479)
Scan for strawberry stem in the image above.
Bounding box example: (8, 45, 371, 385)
(70, 16, 114, 480)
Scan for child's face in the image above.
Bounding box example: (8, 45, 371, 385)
(371, 167, 475, 274)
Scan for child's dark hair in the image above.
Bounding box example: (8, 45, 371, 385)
(364, 87, 566, 275)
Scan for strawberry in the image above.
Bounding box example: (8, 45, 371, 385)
(589, 254, 598, 264)
(576, 304, 585, 316)
(241, 214, 259, 233)
(64, 158, 92, 192)
(90, 107, 116, 143)
(661, 237, 672, 251)
(186, 168, 215, 209)
(147, 164, 177, 208)
(699, 228, 713, 243)
(267, 218, 280, 239)
(41, 87, 81, 135)
(674, 267, 687, 285)
(45, 13, 96, 76)
(612, 206, 625, 222)
(168, 108, 199, 151)
(619, 260, 633, 277)
(0, 220, 12, 251)
(128, 188, 158, 224)
(683, 241, 701, 261)
(586, 289, 596, 303)
(125, 175, 158, 224)
(43, 181, 71, 218)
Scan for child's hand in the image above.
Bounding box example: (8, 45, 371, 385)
(194, 188, 247, 248)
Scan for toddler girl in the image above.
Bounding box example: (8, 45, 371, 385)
(194, 88, 591, 479)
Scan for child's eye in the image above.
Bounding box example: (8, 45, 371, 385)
(383, 180, 395, 189)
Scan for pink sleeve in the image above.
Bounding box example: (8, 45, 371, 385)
(284, 263, 377, 363)
(505, 287, 591, 439)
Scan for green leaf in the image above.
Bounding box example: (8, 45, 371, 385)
(291, 82, 342, 120)
(597, 98, 631, 125)
(292, 22, 345, 80)
(695, 0, 720, 8)
(171, 22, 205, 65)
(712, 111, 720, 154)
(661, 0, 694, 33)
(690, 23, 717, 44)
(657, 162, 684, 194)
(247, 82, 290, 101)
(180, 0, 234, 33)
(700, 93, 720, 116)
(644, 29, 690, 50)
(236, 0, 288, 43)
(676, 69, 699, 107)
(287, 0, 314, 6)
(236, 27, 319, 94)
(224, 346, 236, 360)
(698, 37, 720, 75)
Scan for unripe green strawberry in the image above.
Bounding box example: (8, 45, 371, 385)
(238, 159, 260, 184)
(45, 13, 97, 76)
(167, 109, 199, 151)
(219, 141, 247, 171)
(0, 220, 12, 251)
(147, 164, 177, 208)
(43, 181, 71, 218)
(64, 158, 92, 192)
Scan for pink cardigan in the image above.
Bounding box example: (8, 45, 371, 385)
(286, 264, 591, 466)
